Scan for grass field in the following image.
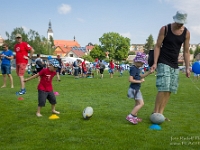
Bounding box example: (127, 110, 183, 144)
(0, 69, 200, 150)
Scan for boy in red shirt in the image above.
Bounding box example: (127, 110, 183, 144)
(24, 59, 60, 117)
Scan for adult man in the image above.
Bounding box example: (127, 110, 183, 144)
(73, 59, 79, 79)
(14, 33, 34, 95)
(56, 55, 64, 81)
(81, 59, 87, 78)
(0, 43, 14, 88)
(99, 60, 105, 79)
(150, 11, 190, 119)
(35, 54, 44, 73)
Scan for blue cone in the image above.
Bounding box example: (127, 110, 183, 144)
(149, 124, 161, 130)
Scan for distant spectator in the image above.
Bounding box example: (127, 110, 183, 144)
(56, 55, 64, 81)
(0, 43, 14, 88)
(99, 60, 105, 79)
(109, 59, 115, 78)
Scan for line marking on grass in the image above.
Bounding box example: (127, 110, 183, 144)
(190, 78, 200, 91)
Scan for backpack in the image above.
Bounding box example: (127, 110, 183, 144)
(73, 61, 77, 67)
(148, 25, 168, 67)
(36, 59, 43, 68)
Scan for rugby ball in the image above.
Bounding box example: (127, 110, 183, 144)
(150, 113, 165, 124)
(83, 106, 93, 119)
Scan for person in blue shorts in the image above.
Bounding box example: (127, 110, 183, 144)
(0, 43, 14, 88)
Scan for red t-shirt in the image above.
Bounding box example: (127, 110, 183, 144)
(96, 63, 100, 69)
(82, 61, 86, 69)
(109, 62, 114, 69)
(38, 68, 56, 92)
(14, 42, 32, 64)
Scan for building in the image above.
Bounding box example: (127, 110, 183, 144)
(47, 20, 94, 58)
(47, 19, 53, 41)
(129, 44, 145, 53)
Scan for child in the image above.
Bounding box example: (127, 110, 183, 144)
(126, 52, 153, 124)
(24, 59, 61, 117)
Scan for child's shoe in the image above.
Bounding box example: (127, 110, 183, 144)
(126, 115, 138, 125)
(36, 113, 42, 117)
(52, 110, 60, 114)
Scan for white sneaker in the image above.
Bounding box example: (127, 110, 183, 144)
(36, 113, 42, 117)
(52, 110, 60, 114)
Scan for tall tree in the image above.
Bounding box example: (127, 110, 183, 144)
(89, 45, 105, 60)
(144, 34, 154, 54)
(99, 32, 130, 61)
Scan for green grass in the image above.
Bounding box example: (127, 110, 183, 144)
(0, 70, 200, 150)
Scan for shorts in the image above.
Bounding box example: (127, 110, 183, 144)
(82, 68, 87, 74)
(100, 68, 104, 74)
(1, 64, 11, 74)
(16, 63, 27, 76)
(109, 69, 114, 74)
(74, 68, 79, 76)
(56, 68, 62, 74)
(127, 88, 143, 100)
(156, 63, 179, 93)
(38, 90, 56, 107)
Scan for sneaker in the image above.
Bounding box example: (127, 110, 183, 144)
(52, 110, 60, 114)
(16, 90, 26, 95)
(36, 113, 42, 117)
(126, 115, 138, 124)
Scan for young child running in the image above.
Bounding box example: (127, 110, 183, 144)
(24, 59, 61, 117)
(126, 52, 153, 124)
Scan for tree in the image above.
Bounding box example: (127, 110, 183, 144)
(99, 32, 130, 61)
(144, 34, 154, 54)
(82, 55, 94, 62)
(89, 45, 105, 60)
(194, 45, 200, 58)
(190, 48, 194, 54)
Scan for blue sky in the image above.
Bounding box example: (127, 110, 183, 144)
(1, 0, 200, 46)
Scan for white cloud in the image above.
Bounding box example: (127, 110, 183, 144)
(77, 18, 85, 23)
(58, 4, 71, 14)
(120, 32, 131, 39)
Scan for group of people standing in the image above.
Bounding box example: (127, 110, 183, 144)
(1, 33, 61, 117)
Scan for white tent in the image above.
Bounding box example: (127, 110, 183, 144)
(62, 57, 90, 64)
(62, 57, 77, 64)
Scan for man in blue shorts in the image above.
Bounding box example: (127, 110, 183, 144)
(150, 11, 191, 120)
(0, 43, 14, 88)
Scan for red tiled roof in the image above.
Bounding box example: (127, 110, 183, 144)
(71, 50, 85, 58)
(54, 40, 80, 47)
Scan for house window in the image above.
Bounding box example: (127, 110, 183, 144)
(70, 54, 73, 57)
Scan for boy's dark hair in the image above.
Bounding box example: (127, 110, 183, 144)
(37, 54, 40, 57)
